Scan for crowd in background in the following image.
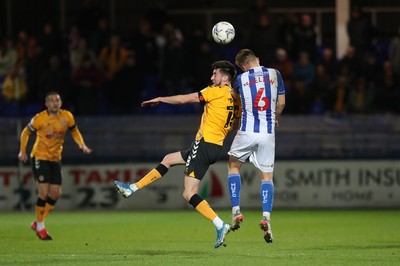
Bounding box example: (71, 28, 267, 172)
(1, 1, 400, 117)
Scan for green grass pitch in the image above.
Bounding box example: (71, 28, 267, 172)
(0, 210, 399, 265)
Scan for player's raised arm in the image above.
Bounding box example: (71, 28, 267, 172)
(141, 93, 200, 107)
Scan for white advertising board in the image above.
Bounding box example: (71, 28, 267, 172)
(0, 160, 399, 211)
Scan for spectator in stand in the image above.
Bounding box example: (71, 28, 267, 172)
(312, 64, 333, 105)
(362, 52, 382, 86)
(347, 76, 375, 114)
(292, 51, 315, 90)
(37, 22, 62, 63)
(273, 48, 294, 90)
(162, 23, 189, 95)
(88, 17, 110, 56)
(277, 12, 298, 59)
(311, 63, 334, 114)
(319, 47, 338, 79)
(0, 36, 17, 82)
(376, 60, 400, 113)
(247, 0, 269, 27)
(24, 36, 46, 104)
(243, 0, 270, 43)
(98, 33, 129, 80)
(186, 27, 207, 57)
(144, 0, 170, 35)
(292, 13, 317, 62)
(347, 5, 375, 61)
(311, 59, 336, 115)
(70, 37, 97, 72)
(38, 55, 71, 106)
(388, 25, 400, 76)
(66, 24, 80, 55)
(130, 18, 159, 77)
(98, 33, 129, 110)
(112, 50, 144, 114)
(77, 0, 105, 40)
(156, 21, 185, 78)
(291, 78, 311, 114)
(193, 39, 218, 86)
(339, 45, 363, 84)
(246, 13, 280, 63)
(160, 21, 184, 46)
(15, 30, 29, 71)
(72, 53, 104, 115)
(2, 67, 28, 102)
(0, 37, 18, 116)
(326, 74, 352, 116)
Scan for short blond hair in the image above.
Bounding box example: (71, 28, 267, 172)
(235, 49, 257, 67)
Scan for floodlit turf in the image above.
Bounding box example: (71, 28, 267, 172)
(0, 210, 399, 265)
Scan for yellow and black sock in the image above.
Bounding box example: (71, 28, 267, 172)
(136, 164, 168, 189)
(35, 197, 47, 223)
(189, 194, 218, 221)
(43, 197, 57, 219)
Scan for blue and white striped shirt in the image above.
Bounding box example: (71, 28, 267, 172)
(236, 66, 285, 134)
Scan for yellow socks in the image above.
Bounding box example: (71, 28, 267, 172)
(189, 194, 218, 221)
(195, 199, 218, 221)
(136, 164, 169, 189)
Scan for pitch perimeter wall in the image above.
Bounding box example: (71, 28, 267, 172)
(1, 160, 399, 211)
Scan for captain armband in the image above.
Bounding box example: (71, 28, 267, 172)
(27, 123, 36, 132)
(198, 92, 206, 103)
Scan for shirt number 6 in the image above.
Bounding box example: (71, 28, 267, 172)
(254, 87, 270, 111)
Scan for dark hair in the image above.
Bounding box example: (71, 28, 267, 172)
(45, 91, 61, 100)
(211, 60, 236, 81)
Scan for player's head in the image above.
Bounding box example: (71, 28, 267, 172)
(235, 49, 260, 71)
(45, 91, 62, 114)
(210, 60, 236, 86)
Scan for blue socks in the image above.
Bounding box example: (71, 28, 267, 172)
(229, 175, 274, 216)
(228, 174, 241, 208)
(261, 180, 274, 213)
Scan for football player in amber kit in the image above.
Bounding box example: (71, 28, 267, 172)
(115, 61, 241, 248)
(18, 91, 92, 240)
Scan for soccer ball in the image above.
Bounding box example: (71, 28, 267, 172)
(212, 21, 235, 45)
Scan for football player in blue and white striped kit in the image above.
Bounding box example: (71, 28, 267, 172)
(227, 49, 286, 243)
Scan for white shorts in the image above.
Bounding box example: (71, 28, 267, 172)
(228, 130, 275, 173)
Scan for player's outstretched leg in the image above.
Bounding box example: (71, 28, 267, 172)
(114, 181, 134, 198)
(259, 217, 273, 243)
(215, 222, 231, 248)
(231, 211, 244, 231)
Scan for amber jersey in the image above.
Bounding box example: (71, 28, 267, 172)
(21, 109, 84, 161)
(196, 85, 240, 146)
